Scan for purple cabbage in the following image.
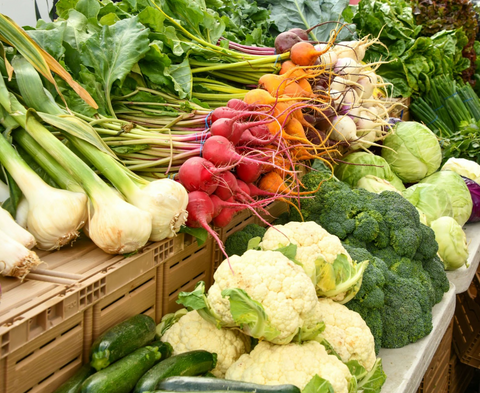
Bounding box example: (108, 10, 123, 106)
(463, 176, 480, 223)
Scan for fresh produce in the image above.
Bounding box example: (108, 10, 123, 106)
(430, 216, 469, 271)
(419, 170, 473, 226)
(355, 176, 400, 194)
(158, 309, 251, 377)
(225, 340, 352, 393)
(289, 165, 450, 349)
(0, 229, 42, 278)
(90, 314, 157, 371)
(155, 376, 301, 393)
(442, 158, 480, 183)
(303, 298, 376, 371)
(81, 346, 163, 393)
(0, 206, 36, 249)
(334, 152, 405, 190)
(260, 221, 368, 302)
(381, 122, 442, 183)
(0, 133, 87, 251)
(354, 0, 469, 97)
(134, 350, 217, 393)
(53, 364, 95, 393)
(464, 177, 480, 222)
(0, 179, 8, 202)
(179, 250, 319, 344)
(225, 224, 267, 257)
(402, 184, 454, 225)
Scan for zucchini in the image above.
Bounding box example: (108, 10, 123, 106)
(90, 314, 156, 371)
(149, 340, 173, 360)
(53, 364, 95, 393)
(155, 376, 301, 393)
(81, 346, 162, 393)
(134, 350, 217, 393)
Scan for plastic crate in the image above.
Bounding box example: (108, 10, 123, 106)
(212, 201, 289, 270)
(0, 231, 213, 392)
(0, 311, 90, 393)
(417, 318, 453, 393)
(447, 351, 475, 393)
(453, 269, 480, 368)
(0, 234, 184, 359)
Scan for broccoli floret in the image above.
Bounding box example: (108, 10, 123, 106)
(381, 272, 433, 348)
(353, 211, 381, 243)
(415, 224, 439, 261)
(423, 255, 450, 303)
(224, 224, 267, 257)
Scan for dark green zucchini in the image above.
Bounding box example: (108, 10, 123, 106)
(90, 314, 156, 371)
(149, 340, 173, 360)
(53, 364, 95, 393)
(155, 376, 301, 393)
(81, 346, 162, 393)
(134, 350, 217, 393)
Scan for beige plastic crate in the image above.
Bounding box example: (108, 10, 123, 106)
(0, 234, 184, 359)
(0, 312, 90, 393)
(0, 231, 214, 392)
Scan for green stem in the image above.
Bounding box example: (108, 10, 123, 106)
(0, 132, 49, 200)
(191, 53, 289, 74)
(12, 128, 84, 193)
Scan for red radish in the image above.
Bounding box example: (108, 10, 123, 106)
(178, 156, 236, 194)
(211, 113, 277, 145)
(185, 191, 230, 263)
(202, 135, 277, 169)
(237, 129, 280, 147)
(236, 180, 251, 197)
(213, 206, 244, 228)
(227, 99, 250, 110)
(211, 107, 245, 123)
(215, 171, 240, 201)
(236, 161, 269, 184)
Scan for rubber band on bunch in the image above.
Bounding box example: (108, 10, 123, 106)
(433, 105, 444, 112)
(445, 92, 458, 100)
(167, 173, 177, 180)
(274, 54, 281, 67)
(426, 115, 439, 126)
(463, 97, 474, 103)
(205, 111, 214, 129)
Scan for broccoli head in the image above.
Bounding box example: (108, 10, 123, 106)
(423, 255, 451, 303)
(381, 271, 434, 348)
(346, 301, 384, 354)
(224, 224, 267, 257)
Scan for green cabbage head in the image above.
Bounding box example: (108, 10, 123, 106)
(381, 122, 442, 183)
(402, 183, 453, 225)
(334, 152, 405, 190)
(430, 216, 469, 271)
(419, 171, 473, 226)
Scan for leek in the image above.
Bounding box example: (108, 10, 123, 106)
(0, 206, 36, 249)
(0, 134, 87, 250)
(0, 229, 41, 279)
(24, 113, 152, 254)
(0, 179, 8, 202)
(67, 136, 188, 241)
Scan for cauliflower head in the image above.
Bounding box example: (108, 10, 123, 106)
(208, 249, 318, 344)
(225, 340, 351, 393)
(304, 298, 376, 371)
(161, 310, 250, 377)
(261, 221, 368, 303)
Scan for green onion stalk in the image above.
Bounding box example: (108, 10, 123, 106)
(0, 130, 88, 251)
(0, 83, 153, 254)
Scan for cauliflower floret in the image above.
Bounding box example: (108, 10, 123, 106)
(225, 340, 351, 393)
(305, 298, 376, 371)
(261, 221, 367, 303)
(161, 310, 250, 377)
(208, 249, 318, 344)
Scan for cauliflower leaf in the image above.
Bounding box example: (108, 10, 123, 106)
(303, 375, 335, 393)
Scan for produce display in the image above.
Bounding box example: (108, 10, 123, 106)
(2, 0, 480, 392)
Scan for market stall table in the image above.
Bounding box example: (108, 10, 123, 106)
(378, 283, 456, 393)
(446, 222, 480, 293)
